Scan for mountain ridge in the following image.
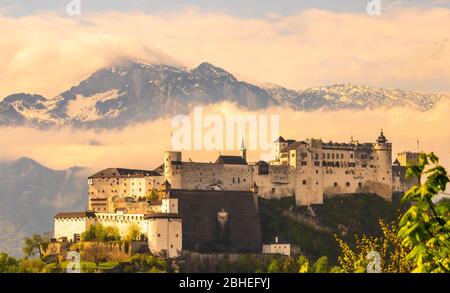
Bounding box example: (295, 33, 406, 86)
(0, 59, 447, 128)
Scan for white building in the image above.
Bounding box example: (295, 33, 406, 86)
(53, 198, 182, 258)
(262, 236, 291, 257)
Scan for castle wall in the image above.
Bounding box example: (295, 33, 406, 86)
(54, 217, 96, 241)
(252, 165, 294, 199)
(166, 161, 252, 191)
(95, 212, 148, 238)
(147, 218, 182, 258)
(88, 175, 163, 212)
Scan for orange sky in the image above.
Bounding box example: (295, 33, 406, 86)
(0, 6, 449, 99)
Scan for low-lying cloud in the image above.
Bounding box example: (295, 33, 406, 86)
(0, 101, 449, 171)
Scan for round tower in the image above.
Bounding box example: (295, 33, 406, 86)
(372, 130, 392, 200)
(164, 151, 182, 188)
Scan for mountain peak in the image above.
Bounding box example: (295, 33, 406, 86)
(191, 62, 237, 81)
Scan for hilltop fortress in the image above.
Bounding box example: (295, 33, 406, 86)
(54, 130, 416, 258)
(88, 130, 400, 211)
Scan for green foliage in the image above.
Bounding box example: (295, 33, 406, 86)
(312, 256, 329, 273)
(81, 223, 106, 241)
(146, 189, 159, 201)
(81, 224, 121, 242)
(104, 226, 121, 241)
(267, 259, 281, 273)
(23, 234, 49, 261)
(122, 254, 168, 272)
(258, 195, 399, 265)
(125, 223, 142, 242)
(0, 252, 19, 272)
(18, 258, 45, 273)
(398, 152, 450, 273)
(44, 262, 64, 273)
(335, 219, 413, 273)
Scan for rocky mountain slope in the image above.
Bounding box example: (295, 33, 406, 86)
(0, 60, 446, 128)
(0, 158, 87, 256)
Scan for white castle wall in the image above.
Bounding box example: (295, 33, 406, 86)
(147, 218, 182, 258)
(54, 217, 96, 242)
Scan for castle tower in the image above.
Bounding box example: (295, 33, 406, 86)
(372, 129, 393, 200)
(164, 151, 182, 188)
(240, 136, 247, 161)
(272, 136, 289, 162)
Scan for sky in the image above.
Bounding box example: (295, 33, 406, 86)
(0, 0, 449, 99)
(0, 0, 449, 170)
(1, 0, 449, 17)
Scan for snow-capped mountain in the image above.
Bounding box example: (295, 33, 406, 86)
(0, 59, 446, 128)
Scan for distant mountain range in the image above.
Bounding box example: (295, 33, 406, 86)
(0, 59, 447, 128)
(0, 158, 87, 256)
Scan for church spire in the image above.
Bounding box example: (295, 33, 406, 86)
(240, 135, 247, 160)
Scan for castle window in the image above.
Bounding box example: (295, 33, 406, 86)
(316, 170, 319, 174)
(361, 154, 368, 159)
(316, 182, 319, 185)
(358, 182, 362, 188)
(322, 153, 325, 159)
(271, 188, 275, 193)
(341, 154, 344, 159)
(157, 234, 161, 237)
(332, 154, 335, 159)
(243, 178, 246, 182)
(314, 161, 320, 166)
(238, 177, 240, 183)
(232, 178, 235, 184)
(334, 182, 338, 187)
(346, 182, 350, 187)
(382, 177, 385, 181)
(301, 161, 307, 166)
(302, 180, 306, 185)
(350, 154, 354, 159)
(170, 245, 174, 248)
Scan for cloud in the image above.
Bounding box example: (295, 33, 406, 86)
(0, 6, 449, 99)
(0, 100, 448, 171)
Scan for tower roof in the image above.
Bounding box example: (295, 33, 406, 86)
(240, 135, 246, 150)
(274, 136, 286, 143)
(377, 129, 387, 144)
(215, 155, 248, 165)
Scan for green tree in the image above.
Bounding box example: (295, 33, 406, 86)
(147, 189, 159, 201)
(23, 234, 50, 261)
(18, 258, 45, 273)
(104, 226, 121, 241)
(125, 223, 141, 242)
(398, 152, 450, 273)
(335, 219, 413, 273)
(312, 256, 329, 273)
(267, 258, 281, 273)
(296, 255, 311, 273)
(0, 252, 19, 272)
(81, 223, 106, 241)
